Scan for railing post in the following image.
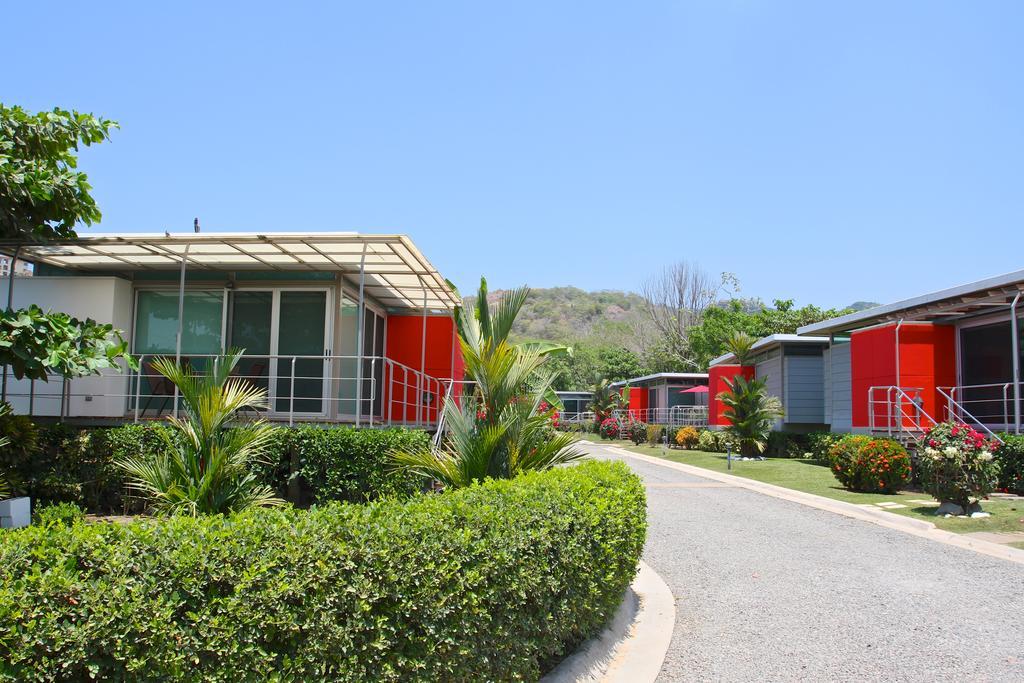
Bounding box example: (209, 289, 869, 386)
(134, 355, 144, 423)
(369, 358, 376, 427)
(28, 378, 34, 417)
(289, 357, 296, 427)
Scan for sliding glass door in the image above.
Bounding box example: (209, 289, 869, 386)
(226, 288, 331, 417)
(275, 291, 329, 414)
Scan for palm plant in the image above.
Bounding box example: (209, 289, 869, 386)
(117, 350, 282, 515)
(587, 377, 624, 424)
(724, 331, 757, 365)
(391, 277, 582, 487)
(717, 374, 783, 457)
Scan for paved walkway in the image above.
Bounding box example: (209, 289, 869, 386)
(582, 441, 1024, 682)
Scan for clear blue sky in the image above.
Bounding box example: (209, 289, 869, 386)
(6, 2, 1022, 307)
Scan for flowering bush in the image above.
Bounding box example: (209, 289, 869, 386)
(646, 424, 666, 445)
(918, 422, 1000, 509)
(599, 418, 620, 440)
(626, 420, 648, 445)
(828, 436, 910, 493)
(675, 427, 700, 449)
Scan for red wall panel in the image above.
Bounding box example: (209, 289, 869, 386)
(384, 315, 463, 423)
(708, 365, 754, 426)
(620, 386, 648, 420)
(850, 323, 955, 428)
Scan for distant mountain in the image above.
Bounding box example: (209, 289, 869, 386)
(846, 301, 881, 312)
(464, 286, 650, 349)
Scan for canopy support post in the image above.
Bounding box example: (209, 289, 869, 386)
(1011, 293, 1021, 434)
(173, 245, 189, 419)
(354, 243, 368, 428)
(1, 244, 21, 404)
(419, 278, 428, 426)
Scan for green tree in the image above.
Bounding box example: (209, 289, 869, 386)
(117, 350, 282, 515)
(0, 305, 135, 382)
(717, 375, 784, 457)
(1, 104, 118, 241)
(688, 299, 852, 369)
(391, 278, 582, 487)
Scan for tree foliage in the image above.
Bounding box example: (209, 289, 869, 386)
(0, 305, 136, 381)
(0, 104, 118, 241)
(688, 298, 853, 369)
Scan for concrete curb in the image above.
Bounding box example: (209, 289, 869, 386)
(600, 444, 1024, 567)
(542, 561, 675, 683)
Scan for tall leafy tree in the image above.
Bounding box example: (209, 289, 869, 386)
(1, 104, 118, 242)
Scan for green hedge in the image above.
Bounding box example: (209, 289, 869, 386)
(0, 419, 430, 513)
(0, 461, 646, 682)
(260, 426, 430, 504)
(996, 433, 1024, 495)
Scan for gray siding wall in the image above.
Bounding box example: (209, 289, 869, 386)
(828, 343, 853, 432)
(784, 355, 825, 424)
(823, 347, 833, 423)
(755, 353, 784, 429)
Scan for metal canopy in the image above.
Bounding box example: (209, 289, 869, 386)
(798, 269, 1024, 336)
(0, 232, 460, 311)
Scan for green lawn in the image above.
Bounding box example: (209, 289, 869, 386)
(582, 434, 1024, 535)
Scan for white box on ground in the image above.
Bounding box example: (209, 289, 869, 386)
(0, 497, 31, 529)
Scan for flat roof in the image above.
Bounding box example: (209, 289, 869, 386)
(0, 232, 460, 311)
(709, 333, 830, 367)
(797, 269, 1024, 336)
(610, 372, 708, 388)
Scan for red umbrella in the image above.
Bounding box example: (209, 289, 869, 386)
(679, 385, 709, 393)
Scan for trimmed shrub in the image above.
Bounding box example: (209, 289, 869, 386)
(599, 417, 620, 440)
(646, 424, 666, 446)
(8, 423, 430, 513)
(697, 429, 720, 452)
(828, 435, 910, 493)
(260, 426, 429, 504)
(918, 422, 1000, 508)
(0, 461, 646, 682)
(31, 501, 85, 528)
(696, 429, 733, 453)
(808, 432, 843, 462)
(675, 426, 699, 449)
(996, 433, 1024, 494)
(625, 420, 647, 445)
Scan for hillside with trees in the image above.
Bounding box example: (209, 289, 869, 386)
(467, 278, 867, 391)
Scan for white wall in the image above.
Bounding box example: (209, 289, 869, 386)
(6, 277, 133, 417)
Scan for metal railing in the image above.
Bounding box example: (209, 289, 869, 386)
(867, 386, 937, 440)
(936, 386, 1004, 443)
(3, 354, 450, 429)
(612, 406, 708, 427)
(938, 383, 1019, 435)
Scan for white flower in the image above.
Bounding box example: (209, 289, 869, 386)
(978, 451, 993, 462)
(943, 446, 959, 458)
(924, 447, 939, 457)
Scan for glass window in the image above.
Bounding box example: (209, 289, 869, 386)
(134, 291, 224, 355)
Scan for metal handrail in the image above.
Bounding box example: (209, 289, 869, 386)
(4, 353, 450, 429)
(938, 382, 1016, 430)
(867, 385, 936, 439)
(936, 387, 1004, 443)
(611, 406, 708, 427)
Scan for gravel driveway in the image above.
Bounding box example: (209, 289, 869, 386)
(582, 441, 1024, 682)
